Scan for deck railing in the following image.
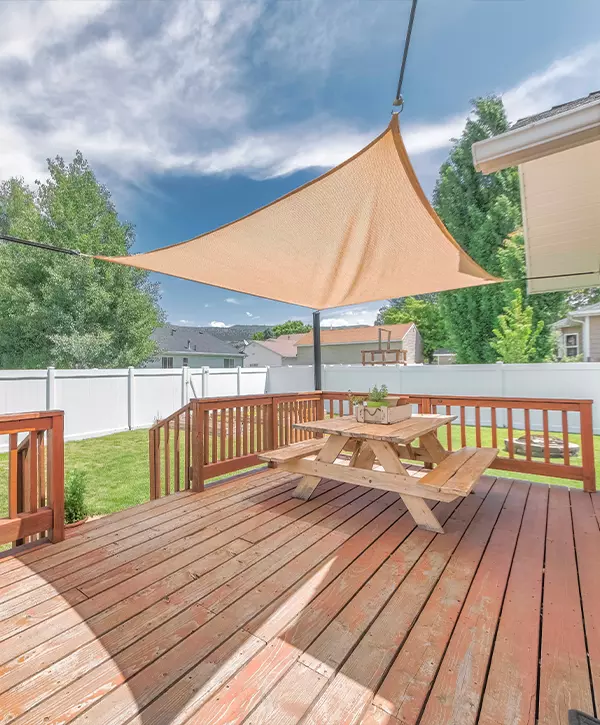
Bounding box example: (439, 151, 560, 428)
(149, 391, 596, 496)
(0, 410, 65, 548)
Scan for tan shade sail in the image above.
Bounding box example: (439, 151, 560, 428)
(98, 115, 498, 309)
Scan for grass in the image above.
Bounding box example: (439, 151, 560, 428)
(0, 423, 596, 522)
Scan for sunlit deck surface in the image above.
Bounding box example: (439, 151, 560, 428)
(1, 468, 599, 725)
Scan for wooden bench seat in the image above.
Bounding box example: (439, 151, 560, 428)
(421, 447, 498, 497)
(258, 438, 328, 466)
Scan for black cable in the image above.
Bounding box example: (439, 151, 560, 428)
(0, 233, 81, 256)
(393, 0, 418, 108)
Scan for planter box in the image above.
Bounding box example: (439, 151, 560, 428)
(354, 403, 412, 425)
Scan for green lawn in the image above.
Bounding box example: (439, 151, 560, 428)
(0, 424, 595, 521)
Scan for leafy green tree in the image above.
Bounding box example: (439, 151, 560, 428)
(379, 298, 448, 363)
(272, 320, 311, 336)
(491, 289, 544, 363)
(252, 328, 273, 341)
(0, 152, 164, 368)
(433, 96, 566, 363)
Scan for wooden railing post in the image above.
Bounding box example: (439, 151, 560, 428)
(192, 400, 205, 492)
(580, 401, 596, 492)
(48, 412, 65, 543)
(149, 427, 157, 500)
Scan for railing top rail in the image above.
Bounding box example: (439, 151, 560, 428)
(149, 401, 192, 431)
(0, 410, 63, 423)
(324, 392, 594, 406)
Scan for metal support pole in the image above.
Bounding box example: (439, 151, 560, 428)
(313, 311, 322, 391)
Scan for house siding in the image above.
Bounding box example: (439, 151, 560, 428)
(145, 353, 243, 369)
(588, 317, 600, 361)
(295, 335, 422, 365)
(243, 343, 283, 367)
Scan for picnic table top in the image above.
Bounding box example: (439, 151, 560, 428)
(293, 413, 456, 445)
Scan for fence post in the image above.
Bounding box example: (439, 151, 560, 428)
(236, 367, 242, 396)
(128, 367, 135, 430)
(192, 400, 204, 491)
(201, 367, 209, 398)
(46, 367, 56, 410)
(181, 366, 189, 406)
(580, 401, 596, 492)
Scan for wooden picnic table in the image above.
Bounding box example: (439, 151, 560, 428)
(259, 413, 498, 534)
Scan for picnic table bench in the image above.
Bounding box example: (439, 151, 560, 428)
(259, 414, 498, 533)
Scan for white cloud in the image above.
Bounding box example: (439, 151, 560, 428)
(210, 320, 232, 328)
(177, 318, 194, 325)
(0, 1, 597, 189)
(225, 297, 240, 305)
(245, 311, 253, 317)
(204, 303, 212, 308)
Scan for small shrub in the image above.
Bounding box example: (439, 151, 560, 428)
(368, 385, 389, 404)
(64, 470, 89, 524)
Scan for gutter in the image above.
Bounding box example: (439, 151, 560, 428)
(472, 98, 600, 174)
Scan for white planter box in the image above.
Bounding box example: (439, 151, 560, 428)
(354, 403, 412, 425)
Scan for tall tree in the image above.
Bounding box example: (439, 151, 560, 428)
(491, 289, 544, 363)
(272, 320, 311, 336)
(379, 298, 448, 363)
(0, 153, 164, 368)
(433, 96, 566, 363)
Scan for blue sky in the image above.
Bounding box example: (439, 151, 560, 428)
(1, 0, 599, 329)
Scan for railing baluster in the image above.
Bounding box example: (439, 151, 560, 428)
(256, 405, 262, 451)
(491, 407, 497, 449)
(524, 409, 532, 461)
(460, 406, 467, 448)
(212, 408, 218, 463)
(185, 407, 191, 487)
(543, 409, 550, 464)
(562, 410, 570, 466)
(243, 406, 249, 455)
(219, 407, 226, 461)
(475, 407, 481, 448)
(507, 408, 514, 458)
(164, 422, 170, 495)
(228, 408, 234, 460)
(445, 404, 452, 451)
(174, 415, 180, 492)
(250, 405, 256, 453)
(236, 406, 242, 457)
(203, 409, 210, 471)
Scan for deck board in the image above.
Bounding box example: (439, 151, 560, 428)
(0, 469, 598, 724)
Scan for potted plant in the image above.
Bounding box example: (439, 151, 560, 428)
(354, 385, 412, 424)
(64, 470, 90, 528)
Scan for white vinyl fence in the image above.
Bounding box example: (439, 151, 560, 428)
(0, 366, 268, 449)
(1, 362, 600, 452)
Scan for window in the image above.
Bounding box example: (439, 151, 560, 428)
(161, 357, 174, 369)
(182, 357, 189, 366)
(223, 358, 235, 368)
(564, 333, 579, 358)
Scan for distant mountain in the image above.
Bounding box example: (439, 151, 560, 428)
(195, 325, 269, 343)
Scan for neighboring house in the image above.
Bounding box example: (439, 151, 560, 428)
(243, 335, 302, 367)
(146, 325, 245, 369)
(294, 324, 422, 365)
(432, 348, 457, 365)
(553, 303, 600, 360)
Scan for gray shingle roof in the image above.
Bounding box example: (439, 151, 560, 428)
(152, 325, 243, 355)
(512, 91, 600, 130)
(572, 301, 600, 315)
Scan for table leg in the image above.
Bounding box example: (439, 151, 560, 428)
(419, 432, 448, 464)
(292, 435, 350, 501)
(368, 439, 444, 534)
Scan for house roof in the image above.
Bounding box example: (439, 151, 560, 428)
(553, 317, 584, 328)
(296, 323, 413, 346)
(252, 335, 301, 358)
(512, 91, 600, 130)
(570, 301, 600, 315)
(152, 325, 243, 356)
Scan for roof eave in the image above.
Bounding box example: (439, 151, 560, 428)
(472, 98, 600, 174)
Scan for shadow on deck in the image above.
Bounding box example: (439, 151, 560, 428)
(0, 468, 598, 724)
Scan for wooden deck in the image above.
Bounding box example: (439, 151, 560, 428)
(0, 468, 599, 724)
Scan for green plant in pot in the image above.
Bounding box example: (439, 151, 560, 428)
(64, 470, 90, 526)
(366, 385, 390, 407)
